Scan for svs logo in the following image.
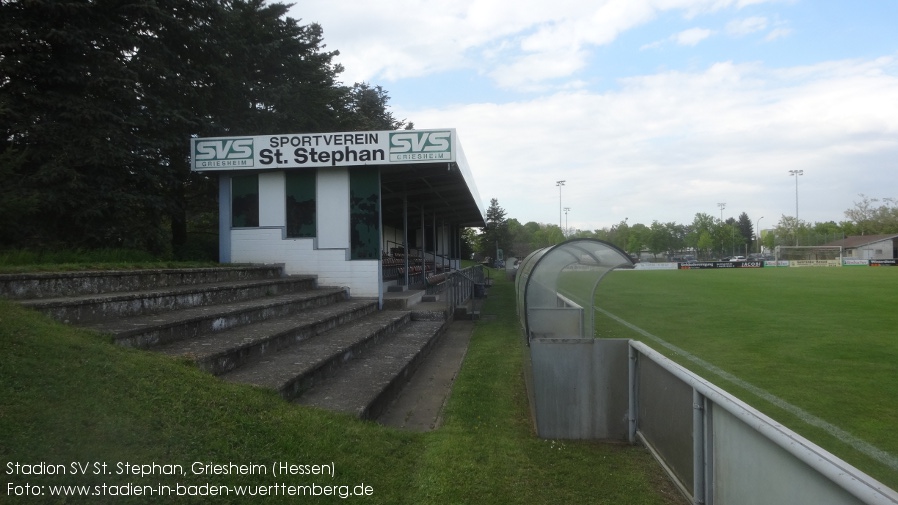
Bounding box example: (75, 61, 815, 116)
(194, 139, 254, 161)
(389, 131, 451, 161)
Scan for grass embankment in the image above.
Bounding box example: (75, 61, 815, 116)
(0, 249, 219, 274)
(1, 269, 678, 504)
(594, 267, 898, 490)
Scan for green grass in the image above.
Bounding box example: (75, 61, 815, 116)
(594, 267, 898, 489)
(0, 271, 678, 504)
(0, 248, 220, 274)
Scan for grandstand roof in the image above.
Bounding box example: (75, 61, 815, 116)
(380, 161, 486, 229)
(381, 130, 485, 229)
(190, 128, 487, 230)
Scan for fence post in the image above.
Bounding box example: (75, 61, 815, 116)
(693, 389, 706, 505)
(628, 344, 638, 444)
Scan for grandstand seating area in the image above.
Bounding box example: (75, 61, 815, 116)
(382, 247, 452, 288)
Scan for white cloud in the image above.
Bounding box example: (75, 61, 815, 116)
(674, 27, 714, 46)
(726, 16, 768, 36)
(292, 0, 782, 88)
(486, 45, 593, 91)
(765, 27, 792, 41)
(288, 0, 898, 230)
(400, 57, 898, 229)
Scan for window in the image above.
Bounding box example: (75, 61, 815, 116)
(231, 174, 259, 227)
(349, 167, 380, 259)
(286, 171, 317, 238)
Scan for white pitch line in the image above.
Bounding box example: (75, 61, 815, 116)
(595, 305, 898, 472)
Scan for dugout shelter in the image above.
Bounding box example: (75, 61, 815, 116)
(190, 129, 486, 305)
(514, 238, 635, 439)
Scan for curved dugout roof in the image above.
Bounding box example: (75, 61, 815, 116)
(516, 238, 634, 344)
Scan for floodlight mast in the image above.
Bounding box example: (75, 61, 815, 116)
(789, 170, 804, 245)
(556, 180, 566, 233)
(563, 207, 570, 237)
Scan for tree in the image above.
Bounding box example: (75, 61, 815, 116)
(533, 224, 564, 248)
(697, 230, 714, 257)
(628, 223, 648, 256)
(460, 227, 477, 260)
(342, 83, 410, 131)
(844, 194, 898, 235)
(506, 218, 535, 259)
(714, 220, 736, 258)
(687, 213, 715, 259)
(666, 222, 688, 256)
(844, 194, 878, 236)
(478, 198, 509, 262)
(762, 228, 777, 252)
(134, 0, 351, 255)
(601, 219, 630, 251)
(737, 212, 754, 252)
(811, 221, 844, 245)
(646, 221, 672, 259)
(0, 0, 163, 250)
(774, 215, 807, 247)
(0, 0, 403, 257)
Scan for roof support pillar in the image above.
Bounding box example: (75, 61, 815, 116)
(403, 191, 409, 286)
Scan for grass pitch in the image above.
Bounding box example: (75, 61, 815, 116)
(594, 267, 898, 489)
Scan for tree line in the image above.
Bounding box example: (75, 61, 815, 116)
(477, 195, 898, 261)
(1, 0, 405, 258)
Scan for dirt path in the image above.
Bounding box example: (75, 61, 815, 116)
(377, 319, 475, 431)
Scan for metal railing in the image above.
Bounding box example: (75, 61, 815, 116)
(430, 265, 485, 318)
(628, 340, 898, 505)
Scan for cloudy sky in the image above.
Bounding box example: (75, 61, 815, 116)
(290, 0, 898, 232)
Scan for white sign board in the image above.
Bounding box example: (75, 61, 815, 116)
(191, 129, 455, 171)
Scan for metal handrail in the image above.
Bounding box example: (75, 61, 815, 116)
(629, 340, 898, 505)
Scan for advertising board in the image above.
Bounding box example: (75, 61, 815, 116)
(191, 129, 455, 171)
(678, 261, 764, 269)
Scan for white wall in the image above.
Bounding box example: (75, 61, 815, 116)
(258, 172, 285, 227)
(231, 229, 380, 297)
(225, 169, 380, 299)
(317, 168, 349, 249)
(858, 238, 894, 259)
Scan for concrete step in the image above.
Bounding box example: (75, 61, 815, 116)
(382, 289, 423, 309)
(0, 265, 285, 299)
(294, 319, 447, 420)
(220, 311, 411, 399)
(20, 275, 318, 325)
(5, 265, 456, 422)
(88, 287, 349, 348)
(154, 298, 379, 375)
(410, 300, 451, 321)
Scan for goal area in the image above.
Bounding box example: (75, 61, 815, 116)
(774, 246, 843, 267)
